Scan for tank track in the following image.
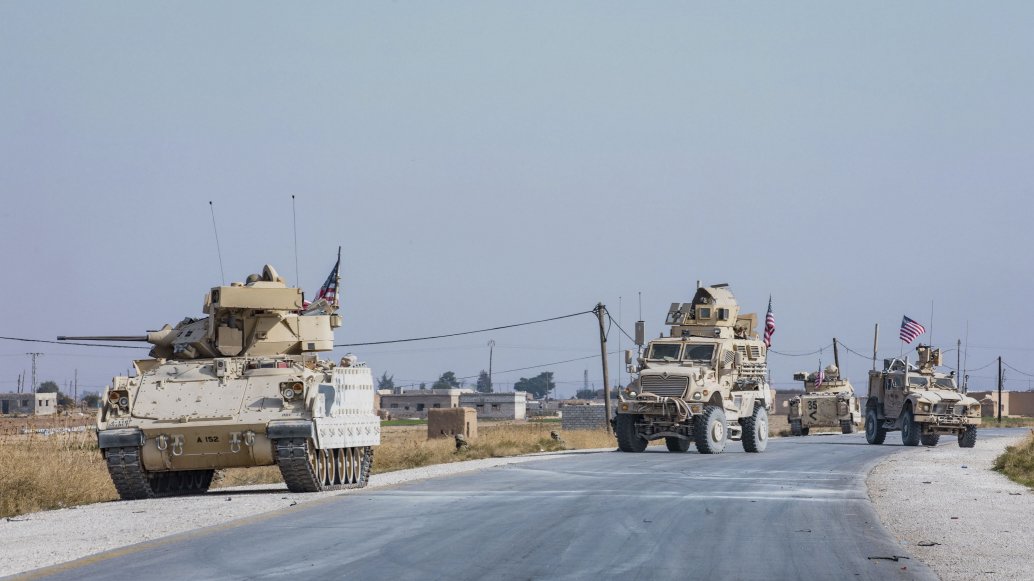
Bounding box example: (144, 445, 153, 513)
(104, 446, 214, 500)
(273, 438, 373, 493)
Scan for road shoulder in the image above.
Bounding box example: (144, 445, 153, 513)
(867, 432, 1033, 581)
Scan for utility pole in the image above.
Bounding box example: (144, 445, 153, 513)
(833, 338, 840, 370)
(583, 369, 589, 396)
(74, 369, 78, 410)
(487, 339, 495, 391)
(595, 303, 612, 434)
(617, 296, 623, 393)
(997, 356, 1003, 424)
(26, 353, 43, 393)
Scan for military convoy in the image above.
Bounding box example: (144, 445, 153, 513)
(59, 264, 380, 499)
(865, 345, 980, 447)
(616, 284, 773, 454)
(787, 342, 861, 436)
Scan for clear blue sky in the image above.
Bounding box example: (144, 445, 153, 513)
(2, 2, 1032, 397)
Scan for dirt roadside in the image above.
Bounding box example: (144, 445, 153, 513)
(868, 432, 1034, 580)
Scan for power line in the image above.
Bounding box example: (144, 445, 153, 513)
(768, 345, 830, 357)
(334, 310, 594, 347)
(1002, 361, 1034, 378)
(605, 311, 635, 343)
(390, 351, 618, 391)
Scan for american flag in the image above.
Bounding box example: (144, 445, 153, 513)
(899, 315, 926, 344)
(763, 296, 776, 347)
(314, 254, 340, 305)
(815, 366, 825, 387)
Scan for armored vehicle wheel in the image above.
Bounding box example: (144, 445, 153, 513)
(789, 420, 802, 437)
(958, 426, 977, 448)
(274, 438, 373, 492)
(694, 406, 728, 454)
(901, 409, 921, 446)
(104, 447, 214, 500)
(800, 427, 810, 436)
(865, 408, 887, 445)
(665, 437, 691, 452)
(841, 420, 855, 434)
(741, 404, 768, 453)
(920, 433, 940, 446)
(616, 414, 647, 453)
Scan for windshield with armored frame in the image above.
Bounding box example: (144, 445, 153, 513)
(647, 343, 681, 361)
(683, 343, 715, 363)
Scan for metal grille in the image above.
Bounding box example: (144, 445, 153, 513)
(639, 375, 689, 397)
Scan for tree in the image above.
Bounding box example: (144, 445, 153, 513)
(475, 370, 493, 393)
(433, 371, 460, 390)
(377, 372, 395, 391)
(82, 393, 101, 408)
(37, 380, 59, 393)
(514, 372, 555, 399)
(575, 388, 598, 400)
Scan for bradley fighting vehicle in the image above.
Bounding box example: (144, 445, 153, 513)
(787, 341, 861, 436)
(616, 284, 773, 454)
(865, 345, 980, 447)
(59, 264, 380, 499)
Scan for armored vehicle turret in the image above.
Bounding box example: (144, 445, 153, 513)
(865, 345, 980, 447)
(786, 341, 862, 435)
(59, 263, 380, 499)
(616, 284, 773, 454)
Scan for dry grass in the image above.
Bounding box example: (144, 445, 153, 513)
(0, 432, 117, 519)
(993, 431, 1034, 488)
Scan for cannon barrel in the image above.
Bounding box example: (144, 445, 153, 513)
(57, 336, 150, 342)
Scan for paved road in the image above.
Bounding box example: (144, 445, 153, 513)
(27, 432, 967, 581)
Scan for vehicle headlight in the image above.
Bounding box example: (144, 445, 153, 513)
(280, 381, 304, 401)
(970, 404, 980, 416)
(118, 396, 129, 408)
(628, 391, 637, 398)
(919, 402, 931, 413)
(693, 392, 702, 400)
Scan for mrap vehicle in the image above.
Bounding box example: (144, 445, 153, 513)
(616, 284, 773, 454)
(60, 264, 380, 499)
(865, 345, 980, 447)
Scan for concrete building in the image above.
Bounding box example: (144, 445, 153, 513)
(0, 392, 58, 415)
(969, 391, 1034, 418)
(379, 389, 467, 419)
(460, 391, 528, 420)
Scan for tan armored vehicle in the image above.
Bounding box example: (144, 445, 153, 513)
(787, 343, 861, 436)
(59, 264, 380, 499)
(865, 345, 980, 447)
(617, 284, 773, 454)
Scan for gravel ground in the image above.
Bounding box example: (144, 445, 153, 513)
(868, 433, 1034, 581)
(0, 449, 609, 578)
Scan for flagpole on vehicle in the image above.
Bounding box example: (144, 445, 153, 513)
(335, 245, 342, 309)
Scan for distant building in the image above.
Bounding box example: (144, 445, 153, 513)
(379, 389, 469, 419)
(460, 391, 528, 420)
(969, 391, 1034, 418)
(0, 392, 58, 416)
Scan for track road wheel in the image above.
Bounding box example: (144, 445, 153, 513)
(901, 409, 921, 446)
(665, 437, 691, 452)
(921, 433, 940, 446)
(615, 414, 647, 453)
(865, 408, 887, 445)
(275, 438, 374, 491)
(741, 404, 768, 453)
(841, 420, 855, 434)
(694, 406, 728, 454)
(958, 426, 977, 448)
(789, 420, 802, 437)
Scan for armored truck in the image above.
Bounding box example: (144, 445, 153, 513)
(865, 345, 980, 447)
(788, 358, 861, 435)
(616, 284, 773, 454)
(59, 264, 380, 499)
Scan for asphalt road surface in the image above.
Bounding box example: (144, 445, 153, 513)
(27, 432, 974, 581)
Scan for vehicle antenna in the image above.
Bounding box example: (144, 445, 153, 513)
(209, 201, 226, 285)
(292, 195, 301, 287)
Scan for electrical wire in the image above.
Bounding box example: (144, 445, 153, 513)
(768, 345, 830, 357)
(334, 310, 594, 347)
(389, 351, 618, 391)
(1002, 361, 1034, 378)
(605, 311, 636, 343)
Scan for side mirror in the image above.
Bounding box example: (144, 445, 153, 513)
(634, 321, 645, 346)
(624, 350, 633, 365)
